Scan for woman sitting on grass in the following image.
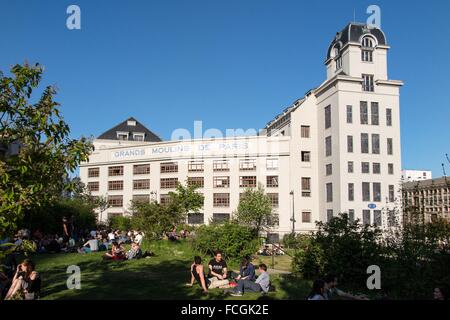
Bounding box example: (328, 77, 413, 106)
(307, 279, 326, 300)
(186, 256, 209, 294)
(103, 241, 125, 261)
(5, 259, 41, 300)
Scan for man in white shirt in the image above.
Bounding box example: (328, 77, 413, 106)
(108, 231, 115, 242)
(134, 232, 143, 246)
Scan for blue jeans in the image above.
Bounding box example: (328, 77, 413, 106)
(235, 279, 261, 293)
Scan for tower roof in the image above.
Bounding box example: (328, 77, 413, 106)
(97, 117, 162, 142)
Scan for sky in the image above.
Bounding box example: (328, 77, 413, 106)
(0, 0, 449, 177)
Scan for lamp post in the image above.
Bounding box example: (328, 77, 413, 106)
(289, 190, 295, 233)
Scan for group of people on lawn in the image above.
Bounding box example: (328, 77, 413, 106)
(187, 250, 270, 297)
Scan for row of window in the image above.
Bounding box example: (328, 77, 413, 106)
(326, 209, 390, 227)
(325, 162, 394, 176)
(325, 182, 395, 203)
(325, 135, 393, 156)
(325, 102, 393, 129)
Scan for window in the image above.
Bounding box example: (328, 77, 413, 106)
(213, 160, 230, 172)
(133, 164, 150, 175)
(361, 133, 369, 154)
(187, 177, 204, 188)
(132, 195, 150, 204)
(88, 167, 100, 178)
(372, 134, 380, 154)
(346, 105, 353, 123)
(108, 212, 123, 219)
(108, 195, 123, 207)
(362, 182, 371, 201)
(326, 164, 332, 176)
(362, 162, 370, 174)
(325, 136, 332, 157)
(348, 161, 354, 173)
(360, 101, 368, 124)
(361, 37, 374, 62)
(348, 209, 355, 222)
(302, 211, 311, 223)
(325, 105, 331, 129)
(133, 179, 150, 190)
(214, 176, 230, 188)
(327, 210, 334, 222)
(302, 178, 312, 197)
(388, 163, 394, 175)
(386, 108, 392, 126)
(108, 180, 123, 191)
(108, 166, 124, 177)
(335, 56, 342, 70)
(373, 163, 381, 174)
(133, 133, 144, 141)
(301, 125, 310, 138)
(240, 176, 257, 188)
(160, 194, 171, 205)
(213, 213, 230, 223)
(326, 183, 333, 202)
(87, 181, 99, 192)
(239, 159, 257, 171)
(389, 185, 395, 202)
(362, 74, 374, 92)
(301, 151, 311, 162)
(127, 120, 136, 126)
(267, 193, 279, 208)
(117, 132, 128, 141)
(188, 160, 204, 172)
(160, 162, 178, 173)
(348, 183, 354, 201)
(387, 138, 393, 155)
(347, 136, 353, 153)
(374, 210, 382, 227)
(363, 210, 371, 225)
(373, 183, 381, 202)
(266, 158, 279, 170)
(188, 213, 204, 225)
(371, 102, 379, 125)
(266, 176, 279, 188)
(160, 178, 178, 189)
(213, 193, 230, 207)
(362, 36, 374, 48)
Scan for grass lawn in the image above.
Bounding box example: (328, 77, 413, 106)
(27, 240, 311, 300)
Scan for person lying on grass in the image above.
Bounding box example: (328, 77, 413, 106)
(230, 264, 270, 297)
(186, 256, 209, 294)
(126, 242, 142, 260)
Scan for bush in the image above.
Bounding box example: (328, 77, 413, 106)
(191, 222, 259, 261)
(109, 216, 132, 231)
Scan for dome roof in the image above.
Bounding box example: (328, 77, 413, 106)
(326, 23, 387, 60)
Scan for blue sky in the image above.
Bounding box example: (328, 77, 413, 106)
(1, 0, 449, 177)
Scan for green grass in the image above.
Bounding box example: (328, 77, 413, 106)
(27, 240, 311, 300)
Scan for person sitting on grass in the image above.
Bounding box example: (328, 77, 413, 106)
(231, 257, 255, 282)
(5, 259, 41, 300)
(434, 286, 449, 300)
(103, 241, 125, 261)
(323, 274, 368, 300)
(78, 236, 99, 253)
(307, 279, 326, 300)
(186, 256, 209, 294)
(207, 250, 229, 289)
(230, 264, 270, 297)
(126, 242, 142, 260)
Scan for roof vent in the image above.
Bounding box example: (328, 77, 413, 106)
(127, 120, 136, 126)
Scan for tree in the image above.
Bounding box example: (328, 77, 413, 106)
(0, 63, 93, 236)
(168, 182, 204, 223)
(235, 183, 277, 236)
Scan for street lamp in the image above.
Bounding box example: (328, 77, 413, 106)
(289, 190, 296, 233)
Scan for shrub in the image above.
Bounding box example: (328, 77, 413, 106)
(109, 215, 132, 231)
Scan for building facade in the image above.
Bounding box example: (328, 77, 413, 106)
(80, 22, 403, 235)
(401, 169, 433, 182)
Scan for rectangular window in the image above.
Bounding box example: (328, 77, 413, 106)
(187, 177, 204, 188)
(387, 138, 393, 155)
(326, 183, 333, 202)
(346, 105, 353, 124)
(388, 163, 394, 175)
(188, 213, 204, 225)
(386, 108, 392, 126)
(267, 193, 279, 208)
(348, 209, 355, 222)
(188, 160, 204, 172)
(348, 161, 354, 173)
(240, 176, 257, 188)
(362, 74, 374, 92)
(325, 105, 331, 129)
(371, 102, 379, 125)
(108, 195, 123, 208)
(362, 50, 373, 62)
(239, 159, 257, 171)
(302, 211, 311, 223)
(133, 164, 150, 175)
(88, 167, 100, 178)
(373, 183, 381, 202)
(362, 162, 370, 174)
(301, 151, 311, 162)
(213, 193, 230, 207)
(160, 162, 178, 173)
(132, 195, 150, 204)
(302, 178, 311, 197)
(160, 194, 171, 206)
(108, 180, 123, 191)
(361, 133, 369, 154)
(301, 126, 310, 138)
(266, 158, 279, 170)
(362, 182, 371, 202)
(327, 209, 333, 222)
(160, 178, 178, 189)
(389, 185, 395, 202)
(363, 210, 371, 225)
(266, 176, 279, 188)
(87, 181, 99, 192)
(108, 166, 124, 177)
(325, 136, 332, 157)
(213, 160, 230, 172)
(326, 164, 332, 176)
(214, 176, 230, 188)
(133, 179, 150, 190)
(348, 183, 354, 201)
(373, 163, 381, 174)
(372, 134, 380, 154)
(347, 135, 353, 153)
(212, 213, 230, 223)
(374, 210, 382, 227)
(360, 101, 368, 124)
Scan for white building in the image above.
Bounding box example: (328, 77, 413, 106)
(80, 22, 403, 236)
(401, 170, 432, 182)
